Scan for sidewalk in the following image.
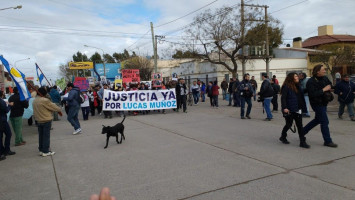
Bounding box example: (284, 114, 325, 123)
(0, 98, 354, 200)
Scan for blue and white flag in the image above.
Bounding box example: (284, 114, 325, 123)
(0, 55, 31, 101)
(36, 63, 44, 86)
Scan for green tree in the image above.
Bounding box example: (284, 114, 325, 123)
(103, 53, 116, 63)
(172, 50, 199, 59)
(73, 51, 89, 62)
(113, 49, 132, 63)
(245, 20, 283, 50)
(310, 44, 355, 77)
(90, 52, 103, 63)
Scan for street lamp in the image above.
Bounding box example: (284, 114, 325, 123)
(0, 5, 22, 11)
(14, 58, 30, 67)
(84, 44, 106, 76)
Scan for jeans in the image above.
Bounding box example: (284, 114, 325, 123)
(53, 103, 61, 121)
(0, 121, 12, 155)
(192, 92, 199, 104)
(304, 95, 311, 116)
(81, 106, 90, 120)
(263, 98, 273, 119)
(201, 92, 205, 102)
(212, 95, 219, 107)
(272, 94, 278, 111)
(303, 105, 332, 143)
(229, 92, 233, 105)
(240, 97, 252, 117)
(67, 104, 81, 130)
(222, 89, 227, 100)
(338, 101, 354, 117)
(234, 93, 240, 107)
(38, 121, 52, 153)
(10, 116, 24, 145)
(179, 95, 187, 111)
(281, 113, 305, 142)
(253, 89, 256, 101)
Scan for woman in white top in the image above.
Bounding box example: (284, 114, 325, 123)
(80, 90, 90, 120)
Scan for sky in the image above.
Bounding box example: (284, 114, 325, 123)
(0, 0, 354, 82)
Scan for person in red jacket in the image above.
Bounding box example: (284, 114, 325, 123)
(212, 80, 220, 108)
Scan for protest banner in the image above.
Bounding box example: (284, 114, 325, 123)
(114, 79, 123, 90)
(74, 77, 89, 91)
(122, 69, 140, 83)
(103, 89, 177, 111)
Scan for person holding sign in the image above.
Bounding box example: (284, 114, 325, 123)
(98, 84, 112, 119)
(176, 79, 188, 113)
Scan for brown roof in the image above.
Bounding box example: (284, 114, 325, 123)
(302, 35, 355, 48)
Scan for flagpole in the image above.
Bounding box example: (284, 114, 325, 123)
(36, 63, 52, 87)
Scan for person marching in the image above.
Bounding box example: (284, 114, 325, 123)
(279, 73, 310, 148)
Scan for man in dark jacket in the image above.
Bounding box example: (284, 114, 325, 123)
(232, 78, 241, 107)
(63, 83, 82, 135)
(49, 85, 61, 121)
(303, 64, 337, 147)
(9, 87, 29, 146)
(335, 74, 355, 121)
(175, 79, 187, 113)
(221, 78, 228, 100)
(271, 79, 280, 112)
(239, 74, 254, 119)
(259, 74, 274, 121)
(228, 78, 234, 106)
(0, 91, 16, 160)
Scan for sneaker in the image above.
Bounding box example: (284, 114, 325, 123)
(241, 116, 246, 119)
(279, 137, 290, 144)
(0, 155, 6, 161)
(39, 152, 43, 156)
(41, 151, 55, 157)
(246, 115, 251, 119)
(324, 142, 338, 148)
(73, 128, 81, 135)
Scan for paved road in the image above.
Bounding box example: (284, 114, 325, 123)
(0, 98, 354, 200)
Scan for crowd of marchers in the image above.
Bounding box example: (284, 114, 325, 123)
(1, 64, 355, 161)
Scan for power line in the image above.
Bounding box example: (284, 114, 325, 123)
(0, 24, 152, 36)
(270, 0, 308, 14)
(126, 29, 151, 51)
(155, 0, 219, 28)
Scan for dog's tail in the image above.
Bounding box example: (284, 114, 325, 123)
(121, 115, 126, 124)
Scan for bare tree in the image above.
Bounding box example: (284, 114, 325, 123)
(185, 6, 282, 78)
(123, 56, 153, 81)
(59, 63, 72, 81)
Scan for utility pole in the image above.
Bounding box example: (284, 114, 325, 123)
(264, 6, 270, 77)
(243, 3, 270, 77)
(150, 22, 157, 73)
(241, 0, 246, 77)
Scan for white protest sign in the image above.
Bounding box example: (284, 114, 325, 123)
(103, 89, 177, 111)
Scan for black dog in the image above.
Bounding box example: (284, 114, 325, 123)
(101, 115, 126, 148)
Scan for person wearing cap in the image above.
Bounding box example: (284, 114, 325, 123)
(8, 87, 29, 146)
(63, 83, 82, 134)
(98, 83, 112, 118)
(33, 87, 62, 157)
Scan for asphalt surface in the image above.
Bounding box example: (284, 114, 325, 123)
(0, 97, 354, 200)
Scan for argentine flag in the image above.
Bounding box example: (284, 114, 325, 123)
(36, 63, 44, 86)
(0, 55, 31, 101)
